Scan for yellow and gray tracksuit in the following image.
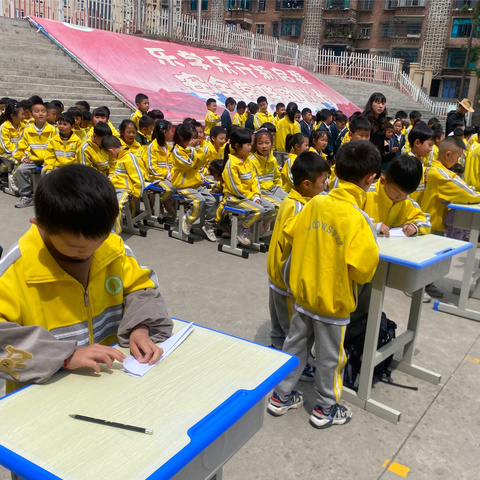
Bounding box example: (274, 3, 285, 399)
(43, 133, 82, 173)
(250, 151, 286, 208)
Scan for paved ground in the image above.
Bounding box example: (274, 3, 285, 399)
(1, 190, 480, 480)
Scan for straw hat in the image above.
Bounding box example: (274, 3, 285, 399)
(458, 98, 475, 112)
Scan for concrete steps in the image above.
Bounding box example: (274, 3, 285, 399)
(315, 74, 438, 121)
(0, 17, 133, 128)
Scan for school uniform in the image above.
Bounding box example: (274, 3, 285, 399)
(334, 127, 348, 155)
(465, 141, 480, 190)
(299, 119, 313, 138)
(254, 111, 274, 130)
(275, 116, 300, 152)
(143, 140, 175, 201)
(43, 132, 82, 173)
(250, 151, 286, 208)
(232, 112, 247, 128)
(77, 139, 114, 176)
(364, 181, 431, 235)
(275, 180, 379, 410)
(136, 131, 151, 148)
(392, 132, 405, 155)
(222, 153, 275, 227)
(120, 138, 146, 175)
(204, 111, 221, 136)
(280, 153, 297, 194)
(220, 109, 232, 129)
(267, 189, 310, 348)
(130, 109, 143, 127)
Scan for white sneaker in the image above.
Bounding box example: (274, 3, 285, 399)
(15, 196, 34, 208)
(404, 291, 432, 303)
(202, 225, 217, 242)
(182, 215, 191, 235)
(237, 225, 251, 246)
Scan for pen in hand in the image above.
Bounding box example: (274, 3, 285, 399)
(69, 414, 153, 435)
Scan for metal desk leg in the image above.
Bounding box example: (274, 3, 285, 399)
(435, 213, 480, 322)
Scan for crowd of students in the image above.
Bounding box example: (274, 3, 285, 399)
(1, 90, 479, 429)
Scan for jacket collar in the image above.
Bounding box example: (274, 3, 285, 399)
(329, 180, 367, 209)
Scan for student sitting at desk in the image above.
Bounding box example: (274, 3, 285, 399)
(364, 154, 432, 238)
(0, 164, 173, 394)
(268, 141, 380, 429)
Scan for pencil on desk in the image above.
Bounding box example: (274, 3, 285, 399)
(69, 414, 154, 434)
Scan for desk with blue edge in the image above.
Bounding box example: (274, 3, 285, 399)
(341, 235, 471, 424)
(0, 319, 297, 480)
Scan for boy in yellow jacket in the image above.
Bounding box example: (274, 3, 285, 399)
(77, 122, 114, 176)
(364, 154, 431, 237)
(204, 98, 221, 137)
(0, 164, 172, 394)
(130, 93, 150, 127)
(103, 135, 145, 234)
(268, 140, 380, 429)
(267, 151, 330, 350)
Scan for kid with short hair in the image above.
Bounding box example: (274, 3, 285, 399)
(221, 97, 236, 129)
(245, 102, 258, 130)
(204, 98, 221, 136)
(254, 96, 274, 130)
(364, 154, 431, 237)
(309, 129, 328, 160)
(90, 106, 119, 137)
(43, 112, 82, 174)
(131, 93, 150, 127)
(77, 122, 114, 175)
(203, 126, 227, 176)
(119, 119, 144, 171)
(136, 115, 155, 147)
(0, 163, 172, 394)
(232, 101, 247, 127)
(75, 100, 90, 111)
(45, 102, 59, 126)
(275, 102, 300, 153)
(273, 102, 286, 128)
(281, 132, 309, 193)
(104, 135, 144, 234)
(67, 106, 83, 140)
(267, 151, 330, 349)
(300, 108, 313, 138)
(267, 140, 380, 428)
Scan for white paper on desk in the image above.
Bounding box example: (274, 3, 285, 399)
(387, 227, 406, 238)
(122, 322, 195, 377)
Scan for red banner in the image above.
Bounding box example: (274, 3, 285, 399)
(29, 17, 360, 123)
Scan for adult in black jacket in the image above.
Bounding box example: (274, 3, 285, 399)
(446, 98, 474, 136)
(361, 92, 388, 157)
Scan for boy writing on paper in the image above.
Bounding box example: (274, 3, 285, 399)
(0, 164, 173, 394)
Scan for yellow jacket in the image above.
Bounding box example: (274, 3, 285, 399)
(222, 154, 260, 200)
(13, 122, 56, 163)
(130, 109, 143, 126)
(254, 111, 274, 130)
(422, 159, 480, 231)
(0, 120, 24, 157)
(281, 153, 297, 193)
(145, 140, 171, 181)
(203, 140, 225, 164)
(77, 139, 114, 176)
(275, 116, 300, 152)
(267, 189, 310, 293)
(284, 180, 378, 321)
(72, 126, 87, 142)
(465, 142, 480, 190)
(43, 133, 82, 173)
(109, 149, 144, 197)
(233, 112, 247, 127)
(250, 151, 282, 192)
(364, 182, 431, 235)
(204, 111, 221, 135)
(120, 138, 146, 176)
(170, 145, 207, 190)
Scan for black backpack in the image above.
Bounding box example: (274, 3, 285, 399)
(343, 312, 397, 390)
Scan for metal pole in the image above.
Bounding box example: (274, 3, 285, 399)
(197, 0, 201, 43)
(168, 0, 173, 38)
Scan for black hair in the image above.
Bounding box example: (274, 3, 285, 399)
(182, 117, 196, 126)
(384, 154, 423, 194)
(28, 96, 44, 107)
(408, 124, 434, 146)
(45, 102, 56, 112)
(464, 126, 476, 136)
(237, 101, 246, 111)
(318, 108, 333, 122)
(139, 115, 155, 130)
(386, 116, 394, 123)
(3, 100, 23, 124)
(225, 128, 252, 160)
(286, 102, 298, 123)
(253, 128, 273, 149)
(335, 113, 348, 123)
(58, 112, 75, 126)
(248, 102, 259, 114)
(310, 128, 328, 147)
(291, 151, 330, 187)
(350, 116, 372, 133)
(193, 121, 203, 129)
(135, 93, 149, 104)
(81, 110, 92, 121)
(75, 100, 91, 111)
(453, 127, 465, 137)
(34, 164, 118, 238)
(286, 132, 308, 152)
(0, 97, 11, 105)
(50, 100, 64, 114)
(210, 126, 227, 139)
(173, 123, 194, 146)
(258, 122, 276, 133)
(225, 97, 236, 107)
(226, 123, 242, 137)
(257, 96, 267, 105)
(92, 106, 109, 119)
(276, 102, 285, 110)
(93, 122, 112, 137)
(409, 110, 422, 120)
(393, 118, 403, 126)
(19, 99, 33, 112)
(301, 107, 312, 116)
(452, 120, 465, 129)
(119, 119, 137, 134)
(208, 159, 226, 177)
(101, 135, 122, 150)
(427, 117, 440, 127)
(67, 106, 82, 118)
(432, 125, 444, 142)
(362, 92, 387, 133)
(450, 163, 464, 175)
(335, 141, 381, 183)
(385, 123, 394, 130)
(147, 109, 164, 120)
(153, 119, 172, 147)
(440, 136, 466, 152)
(206, 98, 216, 106)
(395, 110, 408, 119)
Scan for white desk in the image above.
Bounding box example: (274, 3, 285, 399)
(0, 320, 297, 480)
(434, 203, 480, 322)
(341, 235, 472, 424)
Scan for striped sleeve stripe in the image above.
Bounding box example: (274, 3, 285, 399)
(124, 243, 159, 287)
(438, 167, 478, 195)
(0, 244, 21, 276)
(226, 161, 244, 197)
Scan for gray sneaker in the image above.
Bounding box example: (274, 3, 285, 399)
(15, 196, 34, 208)
(310, 403, 352, 429)
(267, 390, 304, 417)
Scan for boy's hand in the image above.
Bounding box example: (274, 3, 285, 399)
(129, 324, 163, 365)
(64, 345, 126, 373)
(379, 223, 390, 237)
(402, 224, 417, 237)
(392, 146, 399, 153)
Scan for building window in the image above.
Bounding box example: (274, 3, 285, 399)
(447, 49, 476, 68)
(327, 0, 350, 7)
(282, 0, 304, 7)
(256, 23, 265, 34)
(359, 23, 371, 38)
(272, 22, 279, 37)
(452, 18, 473, 37)
(191, 0, 208, 10)
(392, 47, 418, 67)
(257, 0, 266, 11)
(455, 0, 478, 8)
(281, 18, 302, 36)
(20, 9, 24, 17)
(442, 79, 469, 98)
(227, 0, 251, 10)
(15, 8, 19, 18)
(275, 0, 281, 10)
(360, 0, 373, 9)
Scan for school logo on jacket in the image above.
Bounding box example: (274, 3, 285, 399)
(105, 275, 123, 295)
(69, 143, 76, 150)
